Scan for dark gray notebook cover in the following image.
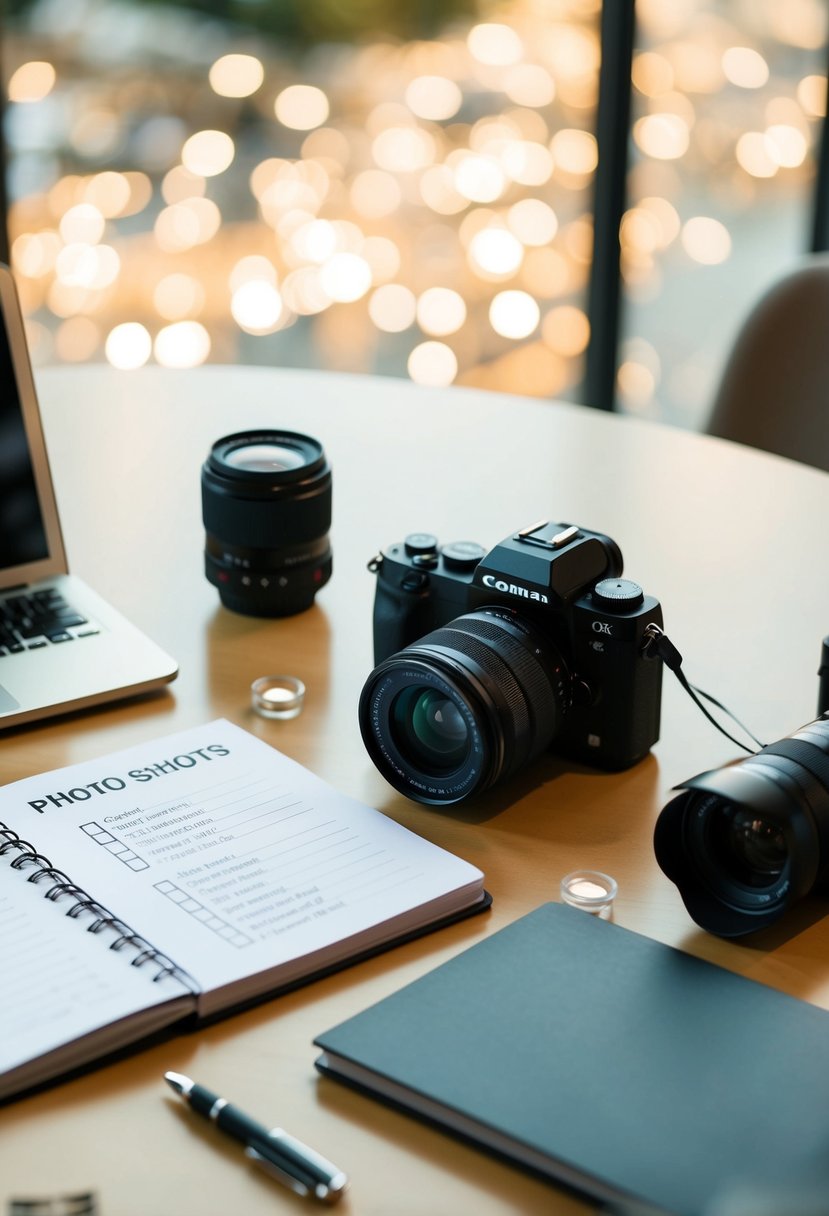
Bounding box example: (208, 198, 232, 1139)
(314, 902, 829, 1215)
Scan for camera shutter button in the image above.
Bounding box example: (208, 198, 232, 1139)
(593, 578, 644, 609)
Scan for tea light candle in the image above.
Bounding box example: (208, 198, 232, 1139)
(560, 869, 618, 917)
(251, 675, 305, 720)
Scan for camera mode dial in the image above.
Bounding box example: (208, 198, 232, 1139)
(441, 541, 487, 571)
(592, 578, 644, 610)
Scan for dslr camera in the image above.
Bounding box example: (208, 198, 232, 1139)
(358, 520, 664, 805)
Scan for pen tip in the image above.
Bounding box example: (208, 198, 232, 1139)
(164, 1071, 192, 1096)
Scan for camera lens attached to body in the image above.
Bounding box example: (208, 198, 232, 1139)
(654, 715, 829, 937)
(201, 430, 332, 617)
(359, 607, 570, 805)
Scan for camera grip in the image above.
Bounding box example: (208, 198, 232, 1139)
(372, 578, 430, 665)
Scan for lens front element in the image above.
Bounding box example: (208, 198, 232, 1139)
(392, 687, 470, 774)
(223, 443, 307, 473)
(707, 803, 788, 888)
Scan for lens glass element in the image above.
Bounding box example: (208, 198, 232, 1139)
(391, 686, 469, 774)
(706, 802, 788, 889)
(224, 443, 306, 473)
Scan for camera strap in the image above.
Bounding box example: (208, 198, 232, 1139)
(642, 624, 765, 755)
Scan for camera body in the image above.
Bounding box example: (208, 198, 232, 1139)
(371, 520, 663, 772)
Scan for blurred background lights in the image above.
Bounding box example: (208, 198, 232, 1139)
(319, 253, 372, 302)
(468, 227, 524, 276)
(542, 304, 591, 355)
(55, 316, 100, 363)
(454, 154, 506, 202)
(722, 46, 770, 88)
(208, 53, 264, 99)
(153, 274, 205, 320)
(351, 170, 402, 218)
(407, 340, 458, 386)
(231, 281, 284, 334)
(416, 287, 467, 336)
(369, 284, 416, 332)
(489, 290, 540, 339)
(405, 75, 463, 121)
(373, 126, 436, 173)
(550, 129, 599, 174)
(736, 131, 779, 177)
(681, 216, 732, 264)
(105, 322, 151, 370)
(59, 204, 105, 245)
(467, 23, 524, 67)
(84, 172, 132, 217)
(8, 60, 55, 102)
(274, 85, 330, 130)
(181, 130, 235, 177)
(154, 321, 211, 368)
(3, 0, 828, 424)
(502, 63, 555, 107)
(507, 198, 559, 245)
(764, 123, 809, 167)
(633, 112, 690, 159)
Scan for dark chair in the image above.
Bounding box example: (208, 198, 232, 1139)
(706, 255, 829, 473)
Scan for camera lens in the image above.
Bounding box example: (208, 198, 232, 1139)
(654, 715, 829, 937)
(201, 429, 332, 617)
(358, 607, 570, 805)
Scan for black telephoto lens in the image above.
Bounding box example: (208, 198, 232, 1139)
(201, 430, 332, 617)
(654, 715, 829, 937)
(358, 608, 570, 805)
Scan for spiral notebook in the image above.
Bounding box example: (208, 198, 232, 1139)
(0, 719, 487, 1102)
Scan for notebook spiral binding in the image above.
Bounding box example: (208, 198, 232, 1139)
(0, 822, 198, 992)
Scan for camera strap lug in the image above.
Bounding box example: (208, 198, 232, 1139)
(641, 623, 765, 756)
(367, 553, 384, 573)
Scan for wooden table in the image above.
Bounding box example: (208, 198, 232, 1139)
(3, 365, 829, 1214)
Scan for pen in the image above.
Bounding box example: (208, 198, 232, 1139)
(164, 1071, 348, 1204)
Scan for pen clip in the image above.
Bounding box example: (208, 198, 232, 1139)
(245, 1132, 348, 1204)
(244, 1144, 311, 1197)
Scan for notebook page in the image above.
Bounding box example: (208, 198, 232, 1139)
(0, 721, 484, 1007)
(0, 867, 190, 1084)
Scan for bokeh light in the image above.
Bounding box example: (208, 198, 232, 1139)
(8, 60, 56, 102)
(489, 291, 540, 339)
(181, 130, 235, 177)
(407, 341, 458, 386)
(105, 323, 151, 370)
(209, 54, 264, 98)
(154, 321, 211, 368)
(275, 85, 330, 130)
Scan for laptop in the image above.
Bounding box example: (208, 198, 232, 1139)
(0, 263, 178, 728)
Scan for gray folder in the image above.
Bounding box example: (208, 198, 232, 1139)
(315, 902, 829, 1215)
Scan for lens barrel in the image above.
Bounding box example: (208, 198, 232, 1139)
(358, 607, 570, 805)
(654, 715, 829, 937)
(201, 429, 332, 617)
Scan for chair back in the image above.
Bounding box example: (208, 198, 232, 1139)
(706, 255, 829, 473)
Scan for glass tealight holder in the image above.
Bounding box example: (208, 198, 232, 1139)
(251, 675, 306, 720)
(560, 870, 618, 918)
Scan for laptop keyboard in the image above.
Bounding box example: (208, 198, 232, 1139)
(0, 588, 100, 656)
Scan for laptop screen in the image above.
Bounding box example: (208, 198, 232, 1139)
(0, 311, 50, 572)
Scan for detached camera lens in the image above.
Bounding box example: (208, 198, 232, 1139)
(358, 608, 569, 805)
(654, 716, 829, 937)
(201, 429, 332, 617)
